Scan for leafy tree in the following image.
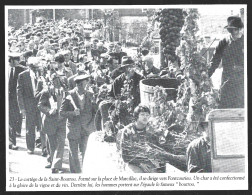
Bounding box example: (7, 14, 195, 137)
(8, 9, 25, 29)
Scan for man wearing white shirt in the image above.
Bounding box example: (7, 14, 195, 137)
(8, 53, 26, 149)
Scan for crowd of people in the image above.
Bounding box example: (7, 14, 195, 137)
(8, 18, 175, 174)
(8, 15, 244, 174)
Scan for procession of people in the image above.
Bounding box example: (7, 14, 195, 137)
(8, 15, 244, 174)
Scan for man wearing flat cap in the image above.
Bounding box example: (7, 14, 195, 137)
(8, 53, 26, 149)
(38, 73, 67, 173)
(208, 16, 244, 108)
(67, 63, 87, 90)
(60, 74, 96, 173)
(17, 57, 43, 154)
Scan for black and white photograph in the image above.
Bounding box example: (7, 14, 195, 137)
(5, 5, 247, 191)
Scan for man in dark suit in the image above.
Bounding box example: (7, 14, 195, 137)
(17, 57, 42, 154)
(60, 75, 96, 173)
(8, 53, 26, 149)
(208, 16, 244, 108)
(38, 73, 67, 173)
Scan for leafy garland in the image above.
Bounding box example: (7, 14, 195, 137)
(147, 9, 220, 156)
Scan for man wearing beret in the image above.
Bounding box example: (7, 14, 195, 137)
(208, 16, 244, 108)
(8, 53, 26, 149)
(60, 75, 96, 173)
(17, 57, 43, 154)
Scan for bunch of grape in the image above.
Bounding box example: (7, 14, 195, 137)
(155, 9, 185, 63)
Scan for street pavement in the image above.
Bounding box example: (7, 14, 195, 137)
(8, 119, 71, 174)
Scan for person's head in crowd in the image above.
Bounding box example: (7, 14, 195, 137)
(122, 56, 134, 65)
(62, 50, 71, 62)
(35, 32, 42, 41)
(124, 64, 135, 80)
(79, 41, 84, 49)
(92, 39, 99, 48)
(54, 54, 65, 69)
(23, 50, 33, 62)
(59, 32, 65, 39)
(79, 54, 87, 63)
(225, 16, 244, 40)
(72, 47, 79, 57)
(34, 36, 40, 47)
(114, 42, 122, 53)
(199, 121, 209, 143)
(66, 31, 72, 38)
(17, 41, 25, 52)
(43, 41, 50, 50)
(141, 48, 149, 56)
(50, 43, 58, 52)
(74, 74, 91, 91)
(133, 104, 150, 127)
(27, 40, 35, 50)
(97, 42, 104, 51)
(27, 57, 40, 73)
(61, 40, 69, 50)
(72, 36, 79, 46)
(44, 37, 50, 42)
(142, 56, 154, 73)
(8, 52, 21, 67)
(108, 43, 114, 52)
(80, 49, 86, 54)
(9, 40, 18, 51)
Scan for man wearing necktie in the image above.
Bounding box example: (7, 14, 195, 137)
(17, 57, 42, 154)
(38, 73, 67, 173)
(60, 74, 96, 173)
(8, 53, 26, 150)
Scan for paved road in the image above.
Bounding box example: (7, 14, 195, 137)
(9, 120, 70, 174)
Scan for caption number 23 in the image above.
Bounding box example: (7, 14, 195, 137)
(9, 177, 14, 181)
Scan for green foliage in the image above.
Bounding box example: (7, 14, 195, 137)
(147, 9, 220, 156)
(176, 8, 219, 123)
(155, 8, 185, 67)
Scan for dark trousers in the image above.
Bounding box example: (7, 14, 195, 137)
(47, 124, 66, 169)
(9, 110, 22, 146)
(68, 131, 90, 173)
(25, 116, 39, 151)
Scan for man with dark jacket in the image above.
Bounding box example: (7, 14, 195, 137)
(17, 57, 42, 154)
(186, 122, 212, 173)
(208, 16, 244, 109)
(60, 75, 96, 173)
(8, 53, 26, 149)
(96, 64, 143, 131)
(38, 73, 67, 173)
